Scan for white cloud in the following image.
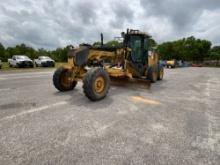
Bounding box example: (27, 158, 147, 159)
(192, 9, 220, 45)
(0, 0, 220, 49)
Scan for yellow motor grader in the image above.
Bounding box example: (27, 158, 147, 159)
(53, 29, 164, 101)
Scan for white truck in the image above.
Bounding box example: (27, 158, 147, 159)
(8, 55, 34, 68)
(34, 56, 55, 67)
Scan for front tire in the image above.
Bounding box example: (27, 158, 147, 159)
(158, 65, 164, 80)
(147, 66, 157, 83)
(53, 67, 77, 92)
(83, 67, 110, 101)
(16, 63, 21, 68)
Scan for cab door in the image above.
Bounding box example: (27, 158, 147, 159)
(128, 35, 146, 75)
(12, 56, 16, 66)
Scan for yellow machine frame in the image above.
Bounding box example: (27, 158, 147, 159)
(53, 29, 164, 101)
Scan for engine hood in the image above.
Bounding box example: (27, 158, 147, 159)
(41, 59, 54, 62)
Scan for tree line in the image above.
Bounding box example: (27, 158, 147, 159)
(0, 36, 220, 62)
(0, 43, 73, 62)
(157, 36, 212, 61)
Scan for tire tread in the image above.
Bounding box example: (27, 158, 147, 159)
(83, 67, 110, 101)
(53, 67, 77, 92)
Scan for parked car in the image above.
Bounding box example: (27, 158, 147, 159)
(166, 59, 177, 68)
(0, 60, 2, 69)
(192, 63, 203, 67)
(34, 56, 55, 67)
(8, 55, 34, 68)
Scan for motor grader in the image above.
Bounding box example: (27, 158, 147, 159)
(53, 29, 164, 101)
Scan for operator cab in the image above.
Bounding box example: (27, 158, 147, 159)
(123, 29, 151, 75)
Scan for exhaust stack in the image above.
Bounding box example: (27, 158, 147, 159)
(101, 33, 103, 46)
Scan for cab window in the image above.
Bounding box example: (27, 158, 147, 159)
(129, 36, 142, 62)
(144, 38, 148, 51)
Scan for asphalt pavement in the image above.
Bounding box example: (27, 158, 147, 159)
(0, 67, 219, 165)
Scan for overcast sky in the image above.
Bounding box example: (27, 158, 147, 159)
(0, 0, 220, 49)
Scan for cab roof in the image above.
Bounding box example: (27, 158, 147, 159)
(126, 29, 151, 38)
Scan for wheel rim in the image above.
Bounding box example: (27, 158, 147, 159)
(61, 72, 72, 88)
(94, 76, 105, 93)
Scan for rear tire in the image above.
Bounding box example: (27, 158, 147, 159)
(83, 67, 110, 101)
(158, 65, 164, 80)
(53, 67, 77, 92)
(147, 66, 157, 83)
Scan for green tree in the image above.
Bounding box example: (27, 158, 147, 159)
(93, 41, 101, 46)
(209, 46, 220, 66)
(50, 45, 74, 62)
(0, 43, 6, 61)
(105, 40, 121, 47)
(157, 42, 174, 60)
(157, 36, 211, 61)
(149, 38, 157, 49)
(5, 44, 38, 59)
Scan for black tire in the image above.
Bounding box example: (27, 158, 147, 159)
(16, 63, 21, 68)
(157, 65, 164, 80)
(53, 67, 77, 92)
(35, 63, 38, 67)
(83, 67, 110, 101)
(147, 66, 157, 83)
